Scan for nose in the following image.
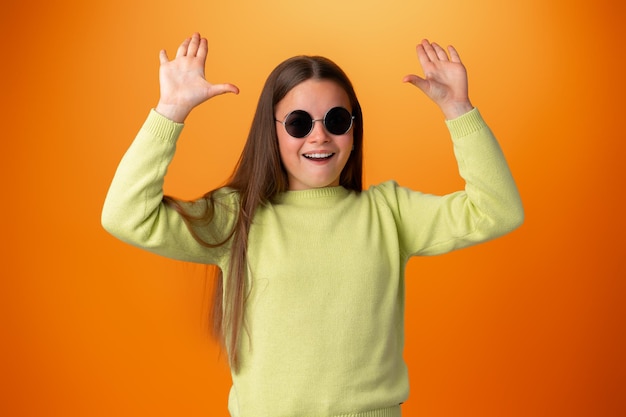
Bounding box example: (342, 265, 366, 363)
(306, 119, 330, 143)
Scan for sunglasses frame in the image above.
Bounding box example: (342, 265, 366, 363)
(275, 107, 355, 139)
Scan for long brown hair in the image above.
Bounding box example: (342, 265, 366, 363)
(165, 55, 364, 370)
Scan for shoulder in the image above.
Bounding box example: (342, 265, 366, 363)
(364, 180, 415, 209)
(211, 186, 240, 203)
(175, 187, 240, 223)
(205, 187, 241, 219)
(363, 181, 436, 217)
(364, 180, 417, 200)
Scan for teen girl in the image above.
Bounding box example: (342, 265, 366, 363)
(102, 32, 523, 417)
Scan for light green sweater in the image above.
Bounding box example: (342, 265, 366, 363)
(102, 108, 523, 417)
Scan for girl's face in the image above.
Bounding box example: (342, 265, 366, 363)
(274, 79, 354, 191)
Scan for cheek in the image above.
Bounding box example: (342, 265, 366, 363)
(277, 135, 300, 162)
(341, 135, 355, 156)
(339, 135, 355, 167)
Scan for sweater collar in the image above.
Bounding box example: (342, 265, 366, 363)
(274, 186, 351, 204)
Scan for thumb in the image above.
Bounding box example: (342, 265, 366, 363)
(159, 49, 169, 65)
(210, 83, 240, 97)
(402, 74, 428, 93)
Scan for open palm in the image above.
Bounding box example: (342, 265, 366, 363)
(156, 33, 238, 122)
(404, 39, 472, 119)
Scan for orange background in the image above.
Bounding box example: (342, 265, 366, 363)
(1, 0, 624, 416)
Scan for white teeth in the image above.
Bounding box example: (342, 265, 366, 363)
(304, 153, 333, 159)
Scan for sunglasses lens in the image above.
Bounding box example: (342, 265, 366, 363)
(284, 110, 313, 138)
(281, 107, 354, 138)
(325, 107, 353, 135)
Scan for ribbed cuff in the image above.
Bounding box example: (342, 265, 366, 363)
(332, 405, 401, 417)
(141, 109, 185, 143)
(445, 107, 487, 139)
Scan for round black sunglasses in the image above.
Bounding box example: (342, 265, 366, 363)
(275, 107, 355, 138)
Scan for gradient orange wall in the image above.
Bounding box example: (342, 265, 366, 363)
(2, 0, 624, 416)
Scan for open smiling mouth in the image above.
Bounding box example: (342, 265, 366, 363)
(303, 153, 335, 161)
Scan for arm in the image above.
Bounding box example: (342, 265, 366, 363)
(101, 33, 238, 262)
(377, 109, 523, 257)
(389, 40, 523, 255)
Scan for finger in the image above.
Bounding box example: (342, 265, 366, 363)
(159, 49, 169, 65)
(211, 83, 240, 97)
(402, 74, 428, 93)
(416, 44, 431, 68)
(188, 32, 201, 57)
(421, 39, 439, 62)
(447, 45, 462, 63)
(197, 37, 208, 61)
(176, 37, 191, 58)
(431, 42, 449, 61)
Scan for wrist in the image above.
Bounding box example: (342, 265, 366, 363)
(441, 100, 474, 120)
(155, 102, 192, 123)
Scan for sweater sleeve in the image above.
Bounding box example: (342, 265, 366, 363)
(375, 108, 524, 257)
(101, 109, 235, 265)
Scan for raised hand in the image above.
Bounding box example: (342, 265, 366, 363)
(403, 39, 473, 120)
(156, 33, 239, 123)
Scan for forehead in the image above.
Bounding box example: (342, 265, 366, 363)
(275, 79, 351, 116)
